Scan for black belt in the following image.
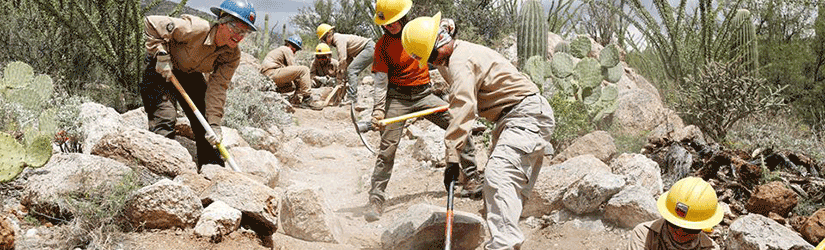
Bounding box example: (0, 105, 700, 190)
(498, 92, 538, 120)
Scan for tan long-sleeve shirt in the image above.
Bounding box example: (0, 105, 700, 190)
(310, 59, 338, 78)
(260, 46, 296, 73)
(143, 14, 240, 125)
(436, 40, 539, 163)
(328, 33, 371, 66)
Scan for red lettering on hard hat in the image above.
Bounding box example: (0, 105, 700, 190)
(249, 13, 255, 23)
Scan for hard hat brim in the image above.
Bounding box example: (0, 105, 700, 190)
(211, 7, 258, 31)
(417, 12, 441, 68)
(656, 191, 725, 230)
(373, 2, 412, 25)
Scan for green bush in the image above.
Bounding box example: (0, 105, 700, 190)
(548, 92, 594, 151)
(224, 85, 293, 131)
(676, 60, 785, 142)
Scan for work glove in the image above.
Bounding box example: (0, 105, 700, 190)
(443, 162, 461, 193)
(155, 53, 174, 82)
(371, 110, 385, 131)
(205, 124, 222, 145)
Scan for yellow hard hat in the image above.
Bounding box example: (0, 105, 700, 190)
(316, 23, 334, 40)
(657, 177, 724, 230)
(401, 12, 441, 68)
(374, 0, 412, 25)
(815, 238, 824, 250)
(315, 43, 332, 55)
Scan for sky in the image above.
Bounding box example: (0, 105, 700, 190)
(178, 0, 691, 36)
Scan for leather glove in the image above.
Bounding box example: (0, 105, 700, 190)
(155, 53, 174, 82)
(371, 110, 385, 131)
(443, 162, 460, 192)
(205, 124, 222, 145)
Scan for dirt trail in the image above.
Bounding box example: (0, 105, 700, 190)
(115, 103, 629, 249)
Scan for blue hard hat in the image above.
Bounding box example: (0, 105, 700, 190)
(286, 35, 303, 50)
(211, 0, 258, 31)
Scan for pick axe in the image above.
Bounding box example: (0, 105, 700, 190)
(169, 75, 241, 172)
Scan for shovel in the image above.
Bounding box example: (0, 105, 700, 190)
(445, 178, 456, 250)
(169, 75, 241, 172)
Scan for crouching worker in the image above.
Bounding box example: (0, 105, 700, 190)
(310, 43, 338, 88)
(140, 0, 257, 170)
(628, 177, 723, 250)
(261, 35, 323, 110)
(402, 12, 556, 249)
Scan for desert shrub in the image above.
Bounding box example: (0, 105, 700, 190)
(675, 60, 785, 142)
(548, 92, 594, 151)
(224, 85, 293, 131)
(726, 111, 825, 162)
(52, 170, 141, 249)
(610, 126, 649, 154)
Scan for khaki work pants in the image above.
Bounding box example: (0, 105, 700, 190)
(484, 94, 555, 250)
(265, 65, 312, 100)
(368, 84, 478, 204)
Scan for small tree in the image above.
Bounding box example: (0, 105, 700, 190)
(676, 60, 785, 142)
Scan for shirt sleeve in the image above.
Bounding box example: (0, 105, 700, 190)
(334, 34, 349, 64)
(204, 51, 239, 125)
(372, 72, 388, 117)
(143, 16, 194, 56)
(371, 37, 388, 74)
(626, 223, 649, 250)
(443, 61, 478, 164)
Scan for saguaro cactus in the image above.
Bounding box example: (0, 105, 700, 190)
(517, 0, 548, 69)
(731, 9, 759, 74)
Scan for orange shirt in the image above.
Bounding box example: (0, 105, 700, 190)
(372, 34, 429, 87)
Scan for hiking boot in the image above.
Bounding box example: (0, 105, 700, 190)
(298, 95, 324, 111)
(364, 199, 383, 222)
(459, 174, 484, 200)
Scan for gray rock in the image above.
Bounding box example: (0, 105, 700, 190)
(91, 127, 197, 178)
(611, 89, 666, 136)
(280, 186, 342, 243)
(603, 185, 661, 228)
(79, 102, 125, 153)
(194, 200, 242, 240)
(200, 171, 282, 235)
(238, 126, 279, 153)
(124, 179, 203, 229)
(727, 213, 814, 250)
(525, 154, 611, 217)
(609, 153, 663, 196)
(229, 146, 281, 188)
(562, 170, 626, 214)
(550, 130, 616, 165)
(381, 203, 484, 250)
(21, 153, 132, 219)
(406, 124, 446, 166)
(220, 126, 250, 149)
(173, 172, 211, 196)
(121, 107, 148, 130)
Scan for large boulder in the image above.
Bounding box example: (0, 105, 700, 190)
(228, 146, 282, 188)
(193, 200, 242, 241)
(405, 124, 446, 166)
(611, 89, 672, 136)
(727, 214, 814, 250)
(200, 171, 283, 236)
(562, 170, 626, 214)
(78, 102, 125, 153)
(237, 126, 280, 153)
(800, 208, 825, 245)
(609, 153, 663, 196)
(603, 185, 661, 228)
(124, 179, 203, 229)
(550, 131, 616, 164)
(525, 154, 611, 217)
(21, 153, 132, 219)
(91, 127, 197, 178)
(121, 107, 148, 130)
(746, 181, 798, 217)
(279, 186, 343, 243)
(381, 203, 485, 250)
(172, 172, 211, 196)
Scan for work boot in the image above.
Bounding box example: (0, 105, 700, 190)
(364, 198, 383, 222)
(298, 95, 323, 111)
(459, 174, 484, 200)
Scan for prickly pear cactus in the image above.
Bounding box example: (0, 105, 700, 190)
(574, 57, 602, 89)
(554, 41, 571, 54)
(551, 52, 575, 78)
(599, 44, 620, 68)
(517, 0, 548, 69)
(524, 55, 552, 88)
(570, 35, 592, 59)
(1, 62, 54, 111)
(604, 64, 623, 83)
(0, 132, 25, 182)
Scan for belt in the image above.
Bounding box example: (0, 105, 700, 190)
(498, 92, 538, 120)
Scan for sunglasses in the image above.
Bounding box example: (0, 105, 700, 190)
(667, 221, 701, 235)
(226, 21, 252, 37)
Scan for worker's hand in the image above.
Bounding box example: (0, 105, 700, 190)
(205, 124, 222, 145)
(155, 53, 174, 82)
(443, 162, 460, 192)
(371, 110, 384, 131)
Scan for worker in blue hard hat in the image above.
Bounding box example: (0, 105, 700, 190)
(140, 0, 257, 171)
(260, 35, 323, 110)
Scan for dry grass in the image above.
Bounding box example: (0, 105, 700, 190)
(725, 110, 825, 162)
